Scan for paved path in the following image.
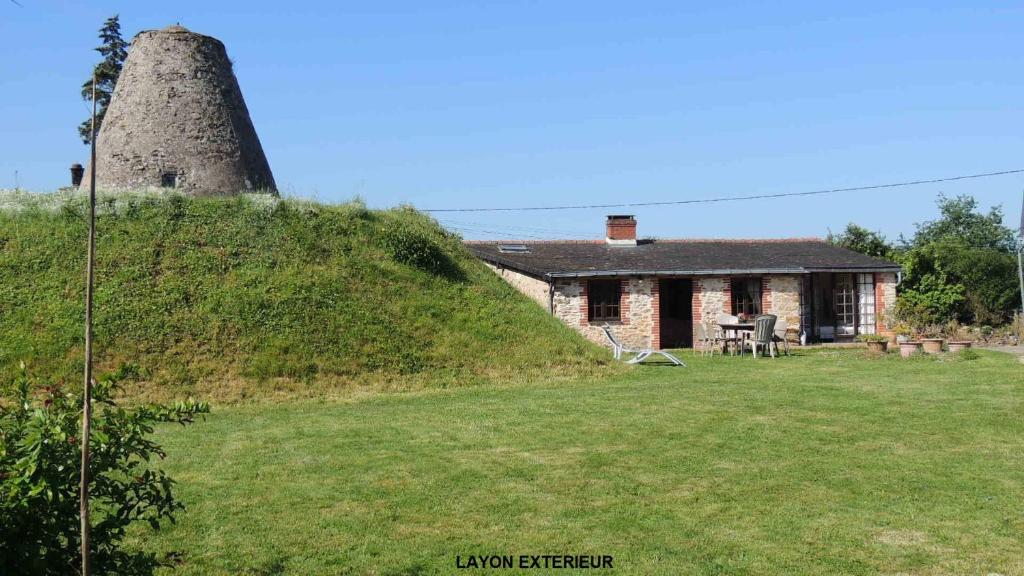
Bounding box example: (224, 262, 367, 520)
(979, 345, 1024, 362)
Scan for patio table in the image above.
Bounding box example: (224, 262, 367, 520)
(718, 322, 754, 356)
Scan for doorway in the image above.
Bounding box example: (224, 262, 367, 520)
(659, 279, 693, 348)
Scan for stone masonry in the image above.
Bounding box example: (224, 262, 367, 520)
(86, 25, 276, 195)
(484, 265, 899, 351)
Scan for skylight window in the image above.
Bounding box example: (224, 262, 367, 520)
(498, 244, 531, 254)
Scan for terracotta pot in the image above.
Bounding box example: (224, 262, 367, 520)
(947, 341, 973, 353)
(865, 341, 888, 354)
(899, 341, 922, 358)
(921, 338, 945, 354)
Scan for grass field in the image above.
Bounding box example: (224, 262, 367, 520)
(0, 191, 611, 399)
(130, 348, 1024, 575)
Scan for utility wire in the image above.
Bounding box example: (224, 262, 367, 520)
(445, 225, 550, 240)
(422, 169, 1024, 213)
(438, 218, 596, 238)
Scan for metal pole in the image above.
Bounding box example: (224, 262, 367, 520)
(79, 73, 97, 576)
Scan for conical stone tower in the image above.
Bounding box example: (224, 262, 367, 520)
(88, 25, 277, 195)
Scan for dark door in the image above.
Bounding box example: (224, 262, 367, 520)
(659, 279, 693, 348)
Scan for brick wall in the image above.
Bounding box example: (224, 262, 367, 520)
(875, 272, 898, 331)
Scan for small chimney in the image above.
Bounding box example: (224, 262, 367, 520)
(606, 215, 637, 245)
(70, 163, 84, 187)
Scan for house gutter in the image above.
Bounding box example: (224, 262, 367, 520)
(546, 266, 901, 279)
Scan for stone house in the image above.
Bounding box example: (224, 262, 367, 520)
(467, 216, 902, 350)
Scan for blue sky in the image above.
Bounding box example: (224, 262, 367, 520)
(2, 1, 1023, 240)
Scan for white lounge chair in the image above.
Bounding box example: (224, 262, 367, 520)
(601, 324, 686, 366)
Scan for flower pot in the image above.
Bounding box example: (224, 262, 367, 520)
(921, 338, 945, 354)
(947, 341, 973, 353)
(899, 341, 922, 358)
(865, 341, 888, 354)
(879, 330, 898, 345)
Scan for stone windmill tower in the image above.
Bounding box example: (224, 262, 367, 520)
(87, 25, 277, 195)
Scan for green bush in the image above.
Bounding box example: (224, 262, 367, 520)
(380, 216, 462, 279)
(0, 366, 208, 575)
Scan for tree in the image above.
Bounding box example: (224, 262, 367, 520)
(909, 194, 1016, 251)
(896, 194, 1020, 325)
(828, 223, 892, 258)
(79, 15, 128, 145)
(0, 366, 208, 574)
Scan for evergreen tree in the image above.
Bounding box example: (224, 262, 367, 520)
(79, 15, 128, 144)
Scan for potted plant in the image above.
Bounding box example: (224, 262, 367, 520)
(920, 327, 945, 354)
(947, 341, 973, 353)
(856, 333, 889, 354)
(894, 324, 912, 344)
(898, 339, 923, 358)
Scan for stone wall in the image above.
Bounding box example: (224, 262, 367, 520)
(485, 265, 903, 350)
(552, 277, 655, 350)
(766, 275, 801, 327)
(483, 263, 549, 309)
(693, 277, 729, 326)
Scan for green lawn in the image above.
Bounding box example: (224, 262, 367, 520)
(133, 349, 1024, 575)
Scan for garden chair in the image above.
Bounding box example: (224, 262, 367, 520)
(747, 314, 778, 358)
(772, 318, 791, 356)
(601, 324, 685, 366)
(695, 322, 723, 357)
(717, 313, 743, 355)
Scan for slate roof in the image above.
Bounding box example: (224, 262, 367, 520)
(467, 239, 902, 279)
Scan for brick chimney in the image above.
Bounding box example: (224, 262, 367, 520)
(606, 215, 637, 245)
(70, 163, 84, 187)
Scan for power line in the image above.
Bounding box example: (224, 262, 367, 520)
(444, 225, 550, 240)
(437, 218, 597, 238)
(422, 168, 1024, 213)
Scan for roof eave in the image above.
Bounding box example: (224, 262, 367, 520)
(546, 266, 902, 278)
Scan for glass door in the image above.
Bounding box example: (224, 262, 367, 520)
(834, 274, 855, 337)
(856, 273, 876, 335)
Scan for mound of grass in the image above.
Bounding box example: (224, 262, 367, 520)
(0, 191, 612, 400)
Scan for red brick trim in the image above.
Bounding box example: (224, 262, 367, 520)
(580, 281, 589, 326)
(724, 278, 733, 315)
(691, 279, 702, 349)
(761, 277, 772, 314)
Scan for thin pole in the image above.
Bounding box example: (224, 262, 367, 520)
(1018, 190, 1024, 320)
(1017, 246, 1023, 318)
(79, 73, 97, 576)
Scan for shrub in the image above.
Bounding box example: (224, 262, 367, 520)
(854, 334, 888, 343)
(0, 366, 209, 575)
(380, 219, 460, 278)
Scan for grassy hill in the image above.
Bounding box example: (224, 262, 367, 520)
(0, 191, 612, 401)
